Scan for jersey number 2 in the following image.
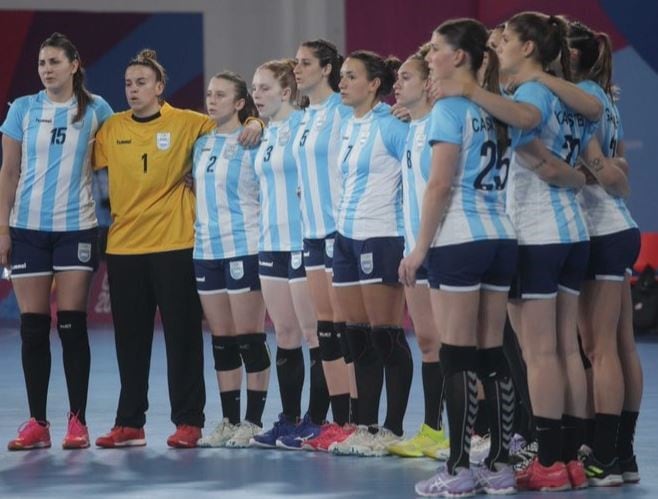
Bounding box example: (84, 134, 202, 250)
(474, 140, 509, 191)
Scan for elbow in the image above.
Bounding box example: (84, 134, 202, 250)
(426, 180, 452, 199)
(584, 100, 604, 122)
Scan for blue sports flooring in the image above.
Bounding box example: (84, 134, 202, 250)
(0, 326, 656, 498)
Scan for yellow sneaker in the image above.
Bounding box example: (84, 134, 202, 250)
(388, 424, 448, 458)
(421, 426, 450, 460)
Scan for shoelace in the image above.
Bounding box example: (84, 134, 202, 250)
(16, 420, 42, 438)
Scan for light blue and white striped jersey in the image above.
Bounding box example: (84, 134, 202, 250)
(254, 110, 304, 252)
(193, 128, 260, 260)
(0, 91, 113, 231)
(507, 81, 595, 245)
(293, 93, 352, 239)
(576, 80, 636, 236)
(428, 98, 516, 248)
(402, 113, 432, 254)
(336, 103, 407, 239)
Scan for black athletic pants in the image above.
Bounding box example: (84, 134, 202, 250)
(107, 249, 205, 428)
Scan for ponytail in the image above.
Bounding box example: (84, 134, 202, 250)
(548, 15, 572, 81)
(591, 33, 613, 95)
(482, 47, 509, 155)
(347, 50, 400, 99)
(301, 39, 344, 92)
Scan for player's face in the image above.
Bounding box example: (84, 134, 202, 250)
(394, 59, 427, 108)
(38, 46, 78, 96)
(206, 77, 242, 124)
(252, 68, 286, 119)
(497, 25, 526, 76)
(338, 58, 375, 109)
(125, 65, 164, 117)
(294, 46, 326, 94)
(426, 33, 457, 80)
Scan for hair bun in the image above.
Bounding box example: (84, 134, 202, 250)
(384, 56, 402, 73)
(137, 49, 158, 61)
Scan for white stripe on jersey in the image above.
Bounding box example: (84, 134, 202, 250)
(193, 129, 259, 260)
(254, 111, 304, 252)
(293, 93, 350, 239)
(336, 104, 407, 239)
(575, 81, 636, 236)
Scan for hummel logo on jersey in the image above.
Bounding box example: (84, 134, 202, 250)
(11, 263, 27, 270)
(258, 260, 274, 267)
(36, 118, 52, 123)
(202, 147, 211, 152)
(116, 139, 132, 145)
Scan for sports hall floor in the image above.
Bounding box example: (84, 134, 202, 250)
(0, 326, 656, 498)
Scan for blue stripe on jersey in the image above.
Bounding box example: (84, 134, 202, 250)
(342, 124, 375, 236)
(297, 143, 317, 236)
(16, 106, 42, 227)
(261, 157, 281, 249)
(549, 188, 570, 243)
(204, 146, 225, 259)
(461, 123, 486, 239)
(41, 108, 69, 230)
(227, 155, 248, 254)
(66, 115, 93, 230)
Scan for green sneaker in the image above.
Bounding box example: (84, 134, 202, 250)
(388, 424, 448, 458)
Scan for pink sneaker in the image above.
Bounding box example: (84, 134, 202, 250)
(303, 423, 355, 452)
(63, 413, 90, 449)
(8, 418, 51, 451)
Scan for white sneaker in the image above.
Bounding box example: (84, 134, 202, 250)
(370, 427, 402, 457)
(197, 418, 238, 448)
(330, 425, 378, 456)
(469, 434, 491, 464)
(225, 420, 262, 448)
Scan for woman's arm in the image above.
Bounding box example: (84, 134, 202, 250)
(0, 135, 22, 267)
(580, 138, 630, 197)
(399, 142, 459, 286)
(536, 73, 603, 121)
(515, 138, 586, 189)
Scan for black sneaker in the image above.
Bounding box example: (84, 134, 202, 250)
(618, 455, 640, 483)
(583, 454, 623, 487)
(510, 439, 537, 472)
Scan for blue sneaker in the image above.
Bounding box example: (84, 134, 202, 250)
(276, 413, 322, 450)
(249, 413, 296, 448)
(473, 462, 517, 495)
(415, 465, 477, 497)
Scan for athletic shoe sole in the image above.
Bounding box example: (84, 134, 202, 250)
(97, 439, 146, 448)
(8, 441, 52, 451)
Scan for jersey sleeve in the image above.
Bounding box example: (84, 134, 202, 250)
(382, 115, 409, 160)
(92, 95, 114, 126)
(428, 100, 462, 146)
(0, 96, 29, 142)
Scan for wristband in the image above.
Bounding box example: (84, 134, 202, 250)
(244, 116, 265, 130)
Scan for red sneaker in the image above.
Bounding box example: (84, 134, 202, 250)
(567, 459, 588, 489)
(303, 423, 355, 452)
(96, 426, 146, 448)
(63, 413, 90, 449)
(167, 425, 201, 448)
(8, 418, 51, 450)
(526, 458, 571, 492)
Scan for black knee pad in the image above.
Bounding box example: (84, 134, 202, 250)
(371, 326, 411, 366)
(212, 335, 242, 371)
(345, 323, 378, 366)
(335, 322, 352, 363)
(477, 347, 510, 380)
(20, 313, 51, 348)
(57, 311, 88, 344)
(439, 343, 478, 377)
(238, 333, 271, 373)
(317, 321, 343, 362)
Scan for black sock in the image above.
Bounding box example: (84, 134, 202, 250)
(245, 389, 267, 427)
(371, 326, 413, 436)
(617, 410, 639, 460)
(330, 393, 350, 426)
(535, 416, 562, 467)
(308, 347, 329, 424)
(584, 418, 596, 448)
(220, 390, 241, 425)
(345, 324, 382, 426)
(422, 361, 444, 430)
(474, 399, 489, 436)
(20, 313, 52, 422)
(440, 344, 479, 474)
(561, 414, 585, 462)
(57, 311, 90, 424)
(350, 397, 359, 424)
(593, 413, 620, 464)
(276, 346, 304, 421)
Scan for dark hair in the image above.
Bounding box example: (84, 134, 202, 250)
(213, 71, 259, 123)
(301, 39, 344, 92)
(127, 49, 167, 103)
(568, 21, 614, 96)
(507, 11, 572, 81)
(406, 43, 431, 80)
(40, 32, 91, 123)
(258, 58, 301, 106)
(435, 19, 508, 153)
(347, 50, 400, 99)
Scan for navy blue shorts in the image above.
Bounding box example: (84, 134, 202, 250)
(332, 233, 404, 286)
(194, 254, 260, 294)
(509, 241, 590, 299)
(586, 228, 640, 281)
(415, 263, 429, 286)
(10, 227, 99, 278)
(427, 239, 518, 292)
(303, 233, 335, 272)
(258, 250, 306, 282)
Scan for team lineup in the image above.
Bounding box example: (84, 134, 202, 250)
(0, 9, 643, 497)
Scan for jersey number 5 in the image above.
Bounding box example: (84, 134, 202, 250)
(474, 140, 509, 191)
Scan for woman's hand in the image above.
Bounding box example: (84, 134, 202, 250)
(238, 120, 264, 147)
(398, 248, 426, 287)
(0, 231, 11, 269)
